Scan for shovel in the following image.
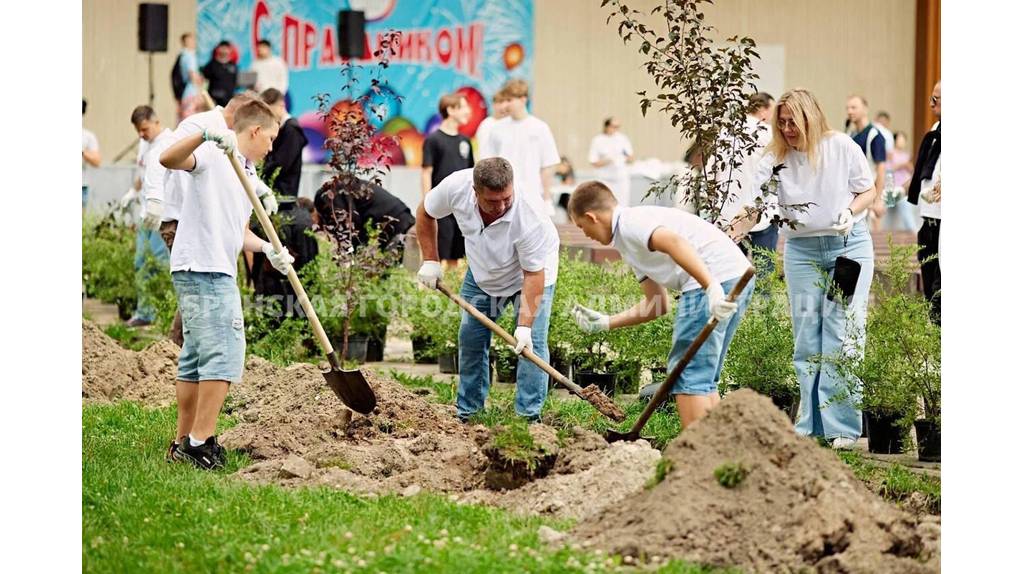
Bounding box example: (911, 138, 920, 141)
(605, 267, 755, 443)
(224, 151, 377, 415)
(436, 282, 626, 422)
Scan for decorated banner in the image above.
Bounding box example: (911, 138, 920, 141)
(197, 0, 534, 165)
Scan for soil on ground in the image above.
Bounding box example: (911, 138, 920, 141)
(82, 320, 178, 406)
(572, 389, 941, 573)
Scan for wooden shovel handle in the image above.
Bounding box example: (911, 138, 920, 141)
(435, 282, 584, 395)
(224, 152, 335, 357)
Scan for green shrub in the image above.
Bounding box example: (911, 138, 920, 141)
(83, 215, 138, 319)
(720, 248, 798, 403)
(714, 462, 749, 488)
(646, 457, 675, 489)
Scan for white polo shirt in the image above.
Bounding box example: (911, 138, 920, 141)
(424, 168, 560, 296)
(612, 206, 750, 293)
(588, 132, 634, 204)
(138, 129, 174, 220)
(155, 108, 228, 222)
(170, 139, 256, 277)
(479, 115, 560, 211)
(753, 133, 874, 238)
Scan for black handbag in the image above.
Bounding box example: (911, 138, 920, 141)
(828, 254, 861, 304)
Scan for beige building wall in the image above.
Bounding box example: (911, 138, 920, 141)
(534, 0, 917, 164)
(83, 0, 197, 162)
(83, 0, 916, 164)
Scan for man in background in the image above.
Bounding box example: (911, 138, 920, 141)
(588, 116, 634, 205)
(845, 95, 886, 200)
(422, 92, 475, 268)
(82, 99, 101, 211)
(874, 110, 896, 160)
(252, 39, 289, 100)
(202, 41, 238, 108)
(175, 33, 203, 120)
(907, 81, 941, 325)
(259, 88, 306, 200)
(480, 79, 560, 215)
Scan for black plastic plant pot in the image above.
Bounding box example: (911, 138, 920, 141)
(770, 392, 799, 423)
(914, 419, 941, 462)
(439, 352, 459, 374)
(865, 409, 908, 454)
(341, 335, 370, 363)
(411, 335, 438, 365)
(577, 371, 617, 396)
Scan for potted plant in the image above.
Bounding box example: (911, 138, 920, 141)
(720, 249, 800, 420)
(418, 266, 465, 374)
(835, 241, 941, 459)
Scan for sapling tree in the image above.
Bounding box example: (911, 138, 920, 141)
(313, 30, 405, 357)
(602, 0, 807, 229)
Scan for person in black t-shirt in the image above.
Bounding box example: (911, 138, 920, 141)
(421, 92, 475, 267)
(202, 42, 238, 108)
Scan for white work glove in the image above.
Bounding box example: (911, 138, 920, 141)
(203, 127, 237, 154)
(417, 260, 443, 289)
(832, 208, 855, 236)
(262, 242, 295, 274)
(705, 281, 738, 323)
(119, 187, 139, 209)
(257, 180, 279, 215)
(513, 326, 533, 355)
(571, 304, 610, 334)
(142, 199, 163, 230)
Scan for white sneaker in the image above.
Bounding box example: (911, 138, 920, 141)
(831, 436, 857, 450)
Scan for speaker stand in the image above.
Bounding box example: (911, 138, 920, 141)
(147, 51, 155, 107)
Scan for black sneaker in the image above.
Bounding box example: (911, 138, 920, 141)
(178, 436, 226, 470)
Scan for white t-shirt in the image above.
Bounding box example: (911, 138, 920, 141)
(753, 133, 874, 238)
(252, 56, 289, 94)
(170, 140, 256, 277)
(612, 206, 750, 293)
(716, 115, 775, 232)
(424, 168, 560, 296)
(475, 116, 497, 151)
(588, 132, 634, 204)
(133, 129, 174, 219)
(479, 115, 560, 210)
(155, 108, 228, 221)
(82, 128, 99, 185)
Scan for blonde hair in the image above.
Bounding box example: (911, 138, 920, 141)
(767, 88, 833, 169)
(567, 181, 617, 219)
(232, 99, 278, 132)
(501, 78, 529, 99)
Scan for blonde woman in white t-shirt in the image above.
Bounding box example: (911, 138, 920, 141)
(754, 88, 877, 449)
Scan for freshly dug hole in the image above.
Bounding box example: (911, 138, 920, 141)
(572, 389, 941, 573)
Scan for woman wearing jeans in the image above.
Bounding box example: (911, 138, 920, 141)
(755, 89, 877, 449)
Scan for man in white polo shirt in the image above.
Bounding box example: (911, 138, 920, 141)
(416, 157, 560, 422)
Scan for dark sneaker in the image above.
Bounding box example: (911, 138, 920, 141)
(178, 436, 226, 470)
(126, 317, 153, 328)
(166, 436, 189, 463)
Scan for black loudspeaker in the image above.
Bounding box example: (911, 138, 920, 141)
(338, 10, 366, 58)
(138, 3, 169, 52)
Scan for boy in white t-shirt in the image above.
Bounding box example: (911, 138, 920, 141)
(588, 117, 634, 205)
(158, 100, 294, 469)
(479, 79, 560, 214)
(567, 181, 754, 427)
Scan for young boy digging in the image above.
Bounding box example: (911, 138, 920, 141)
(567, 181, 754, 427)
(159, 100, 294, 469)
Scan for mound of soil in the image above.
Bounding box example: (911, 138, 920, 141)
(82, 320, 178, 406)
(572, 389, 941, 573)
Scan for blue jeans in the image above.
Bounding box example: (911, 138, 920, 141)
(82, 186, 89, 210)
(747, 224, 779, 275)
(172, 271, 246, 383)
(132, 226, 170, 322)
(457, 269, 555, 420)
(783, 221, 873, 439)
(668, 275, 754, 395)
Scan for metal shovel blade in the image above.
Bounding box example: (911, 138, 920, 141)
(322, 367, 377, 415)
(604, 428, 656, 444)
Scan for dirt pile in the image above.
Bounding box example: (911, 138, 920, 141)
(81, 320, 178, 406)
(572, 389, 941, 573)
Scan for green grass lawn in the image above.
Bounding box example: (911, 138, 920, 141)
(83, 401, 723, 573)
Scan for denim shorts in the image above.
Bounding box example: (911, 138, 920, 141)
(668, 275, 754, 395)
(172, 271, 246, 384)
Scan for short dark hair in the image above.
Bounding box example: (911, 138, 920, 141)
(603, 117, 615, 129)
(257, 39, 271, 49)
(473, 158, 514, 192)
(875, 110, 891, 121)
(296, 197, 314, 213)
(261, 88, 285, 106)
(748, 92, 774, 114)
(180, 33, 192, 44)
(568, 181, 617, 219)
(438, 93, 466, 119)
(130, 105, 157, 127)
(216, 40, 231, 49)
